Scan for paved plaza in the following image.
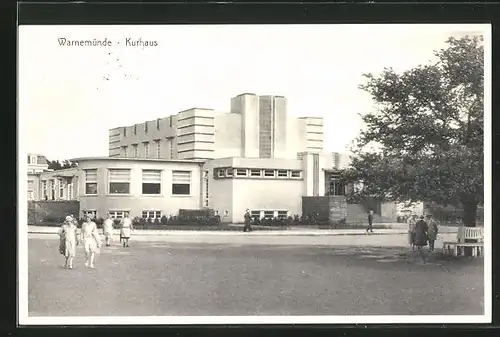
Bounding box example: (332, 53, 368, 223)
(27, 232, 484, 317)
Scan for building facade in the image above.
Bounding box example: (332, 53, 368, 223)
(108, 93, 325, 161)
(30, 92, 399, 223)
(32, 151, 356, 223)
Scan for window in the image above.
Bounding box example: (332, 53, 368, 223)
(217, 169, 225, 178)
(59, 179, 64, 198)
(108, 169, 131, 194)
(169, 116, 173, 127)
(133, 125, 137, 135)
(264, 170, 275, 177)
(277, 210, 288, 219)
(277, 170, 288, 178)
(142, 210, 162, 219)
(155, 140, 161, 158)
(204, 170, 209, 207)
(122, 146, 128, 158)
(250, 210, 261, 219)
(250, 169, 261, 177)
(264, 211, 274, 218)
(109, 210, 126, 219)
(291, 171, 301, 178)
(133, 144, 139, 158)
(68, 184, 73, 200)
(142, 170, 161, 194)
(169, 139, 174, 158)
(156, 118, 160, 130)
(235, 168, 247, 177)
(145, 122, 148, 134)
(51, 180, 56, 200)
(83, 210, 97, 219)
(27, 180, 34, 200)
(144, 142, 149, 158)
(42, 180, 47, 199)
(123, 127, 127, 137)
(29, 155, 37, 164)
(226, 168, 233, 177)
(84, 169, 98, 195)
(27, 155, 30, 164)
(172, 171, 191, 195)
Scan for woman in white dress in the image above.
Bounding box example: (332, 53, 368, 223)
(102, 213, 114, 247)
(81, 216, 101, 268)
(120, 212, 133, 248)
(58, 215, 78, 269)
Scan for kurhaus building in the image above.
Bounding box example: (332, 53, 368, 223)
(31, 93, 365, 223)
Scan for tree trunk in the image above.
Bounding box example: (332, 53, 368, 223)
(462, 200, 478, 257)
(462, 201, 477, 227)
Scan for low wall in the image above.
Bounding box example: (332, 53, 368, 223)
(27, 200, 80, 225)
(302, 196, 393, 224)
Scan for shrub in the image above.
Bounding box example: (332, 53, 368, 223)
(43, 215, 65, 224)
(160, 215, 168, 226)
(113, 218, 121, 226)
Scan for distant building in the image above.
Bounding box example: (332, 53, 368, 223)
(27, 154, 50, 200)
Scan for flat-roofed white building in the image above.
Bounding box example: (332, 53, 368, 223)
(33, 151, 355, 223)
(108, 93, 325, 161)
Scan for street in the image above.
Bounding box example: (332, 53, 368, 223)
(27, 233, 484, 316)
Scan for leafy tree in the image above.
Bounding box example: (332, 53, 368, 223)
(343, 36, 484, 227)
(47, 159, 78, 171)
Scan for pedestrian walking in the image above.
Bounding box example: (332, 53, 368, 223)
(81, 216, 101, 268)
(58, 215, 79, 269)
(414, 215, 429, 253)
(243, 209, 252, 232)
(366, 210, 374, 233)
(103, 213, 114, 247)
(426, 214, 439, 252)
(120, 212, 133, 247)
(407, 214, 418, 251)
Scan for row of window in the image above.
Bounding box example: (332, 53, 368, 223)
(83, 210, 163, 219)
(122, 138, 174, 159)
(84, 169, 192, 196)
(82, 210, 289, 220)
(123, 117, 174, 137)
(216, 168, 301, 179)
(40, 179, 73, 199)
(250, 210, 289, 219)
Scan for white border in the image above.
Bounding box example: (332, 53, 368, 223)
(18, 23, 492, 325)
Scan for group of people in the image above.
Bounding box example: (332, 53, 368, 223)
(58, 212, 134, 269)
(407, 214, 439, 252)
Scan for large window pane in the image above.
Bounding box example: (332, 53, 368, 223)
(85, 183, 97, 195)
(172, 184, 190, 195)
(142, 183, 161, 194)
(109, 182, 130, 194)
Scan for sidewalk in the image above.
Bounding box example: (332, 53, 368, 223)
(27, 225, 458, 237)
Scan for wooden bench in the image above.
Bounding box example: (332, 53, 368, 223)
(442, 227, 484, 257)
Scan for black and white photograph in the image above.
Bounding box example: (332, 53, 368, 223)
(18, 23, 491, 325)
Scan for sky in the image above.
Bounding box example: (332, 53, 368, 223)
(18, 24, 487, 161)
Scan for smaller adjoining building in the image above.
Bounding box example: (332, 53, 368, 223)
(30, 152, 398, 224)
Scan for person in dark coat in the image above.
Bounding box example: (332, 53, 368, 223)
(426, 214, 439, 252)
(414, 215, 428, 250)
(243, 209, 252, 232)
(366, 210, 374, 233)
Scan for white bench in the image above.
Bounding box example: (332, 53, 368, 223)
(442, 227, 484, 257)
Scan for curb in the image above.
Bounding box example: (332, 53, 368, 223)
(28, 230, 414, 237)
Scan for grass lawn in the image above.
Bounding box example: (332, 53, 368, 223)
(28, 237, 484, 317)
